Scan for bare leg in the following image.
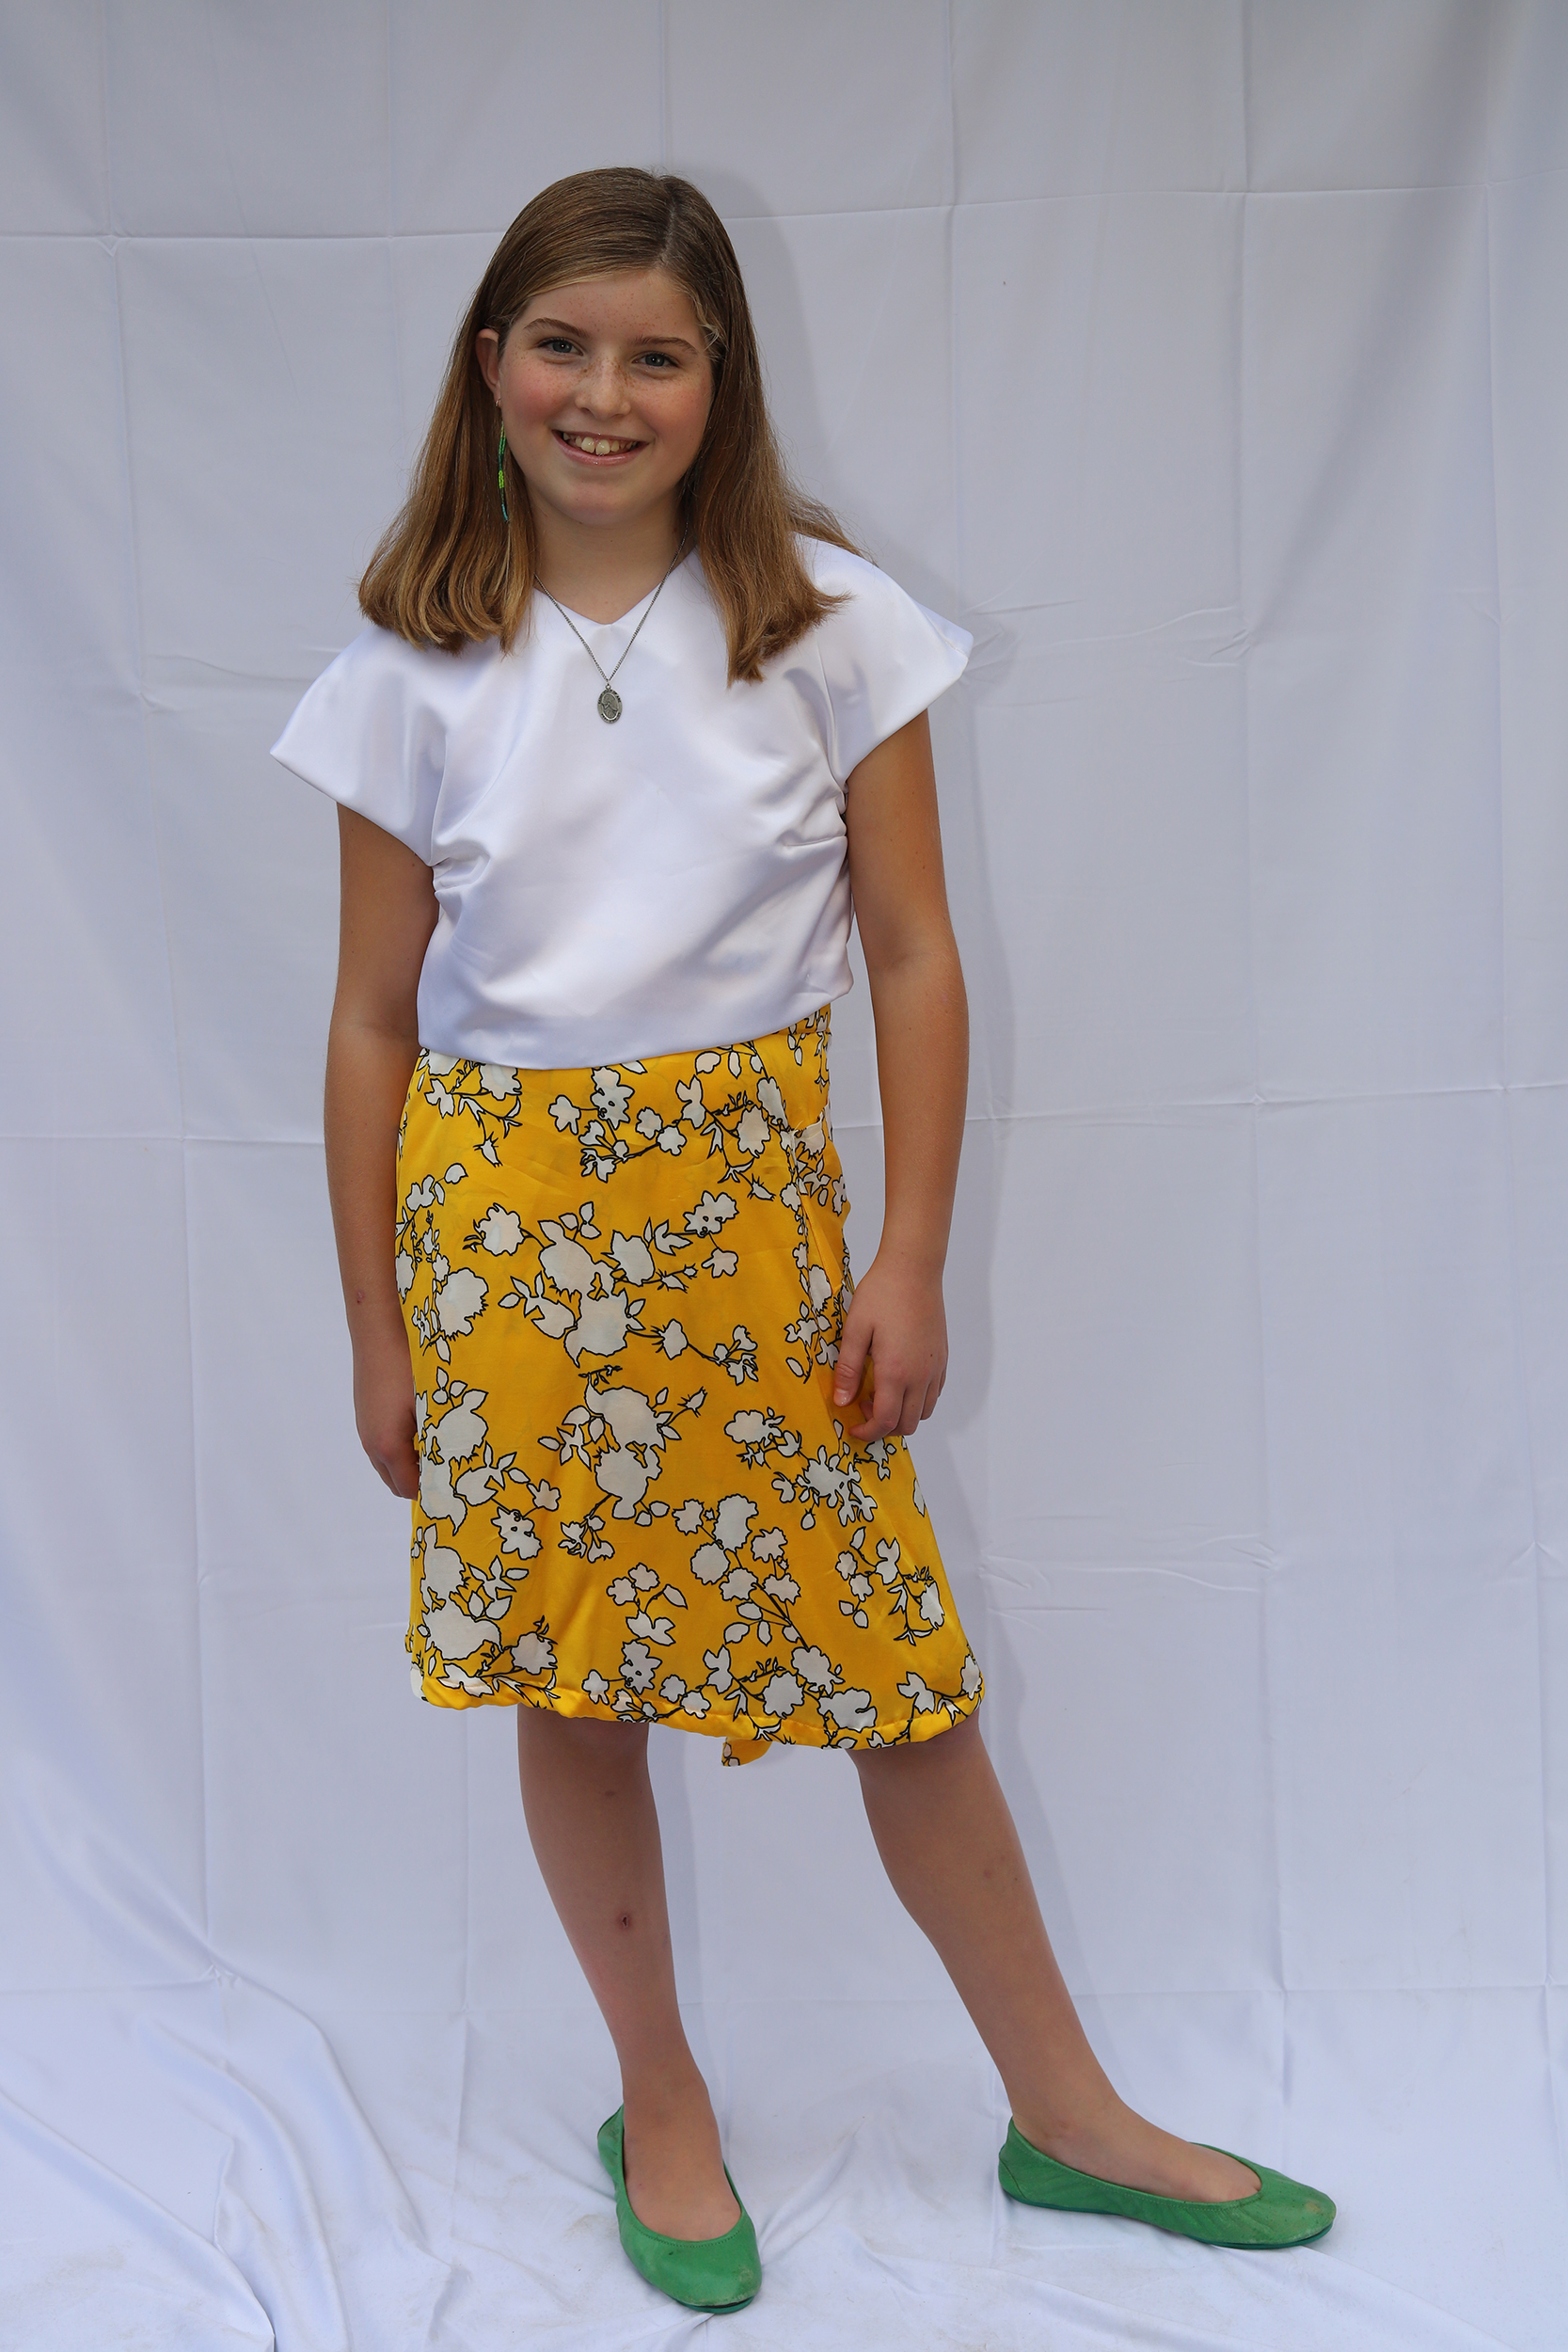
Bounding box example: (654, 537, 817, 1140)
(851, 1713, 1258, 2201)
(515, 1708, 740, 2237)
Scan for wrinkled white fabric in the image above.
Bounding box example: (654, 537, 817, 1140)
(270, 542, 970, 1066)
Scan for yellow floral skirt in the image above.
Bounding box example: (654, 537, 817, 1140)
(396, 1005, 982, 1764)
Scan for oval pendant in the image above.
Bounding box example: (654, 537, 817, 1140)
(596, 685, 623, 723)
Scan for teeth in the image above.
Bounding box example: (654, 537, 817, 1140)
(562, 432, 636, 455)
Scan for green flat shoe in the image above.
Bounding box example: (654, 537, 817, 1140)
(597, 2106, 762, 2311)
(998, 2119, 1335, 2249)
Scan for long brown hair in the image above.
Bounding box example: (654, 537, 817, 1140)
(359, 168, 857, 681)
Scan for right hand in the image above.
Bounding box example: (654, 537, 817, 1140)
(353, 1327, 420, 1498)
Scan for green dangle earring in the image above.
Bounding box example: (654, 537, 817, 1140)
(498, 423, 510, 524)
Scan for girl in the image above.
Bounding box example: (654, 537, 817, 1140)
(273, 167, 1333, 2313)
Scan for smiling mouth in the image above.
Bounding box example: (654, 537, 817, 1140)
(555, 430, 643, 456)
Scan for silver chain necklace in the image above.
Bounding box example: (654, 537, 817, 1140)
(536, 556, 680, 723)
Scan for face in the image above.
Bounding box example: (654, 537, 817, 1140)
(477, 268, 714, 537)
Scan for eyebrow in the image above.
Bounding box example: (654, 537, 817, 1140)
(525, 316, 701, 355)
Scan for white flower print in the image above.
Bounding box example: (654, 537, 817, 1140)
(425, 1054, 459, 1076)
(598, 1447, 651, 1516)
(479, 1063, 519, 1099)
(918, 1582, 945, 1628)
(583, 1668, 611, 1703)
(704, 1645, 733, 1692)
(713, 1493, 756, 1549)
(762, 1670, 804, 1718)
(591, 1069, 634, 1127)
(680, 1690, 710, 1718)
(659, 1321, 689, 1357)
(419, 1456, 466, 1530)
(566, 1289, 635, 1361)
(635, 1105, 662, 1138)
(961, 1653, 982, 1697)
(712, 1326, 758, 1384)
(621, 1640, 657, 1692)
(495, 1506, 540, 1559)
(823, 1688, 876, 1732)
(610, 1231, 656, 1281)
(720, 1564, 755, 1601)
(658, 1674, 687, 1702)
(434, 1267, 487, 1337)
(751, 1527, 787, 1562)
(395, 1249, 415, 1297)
(736, 1104, 769, 1155)
(626, 1609, 675, 1647)
(422, 1600, 492, 1661)
(526, 1295, 578, 1339)
(510, 1629, 556, 1674)
(763, 1570, 800, 1605)
(705, 1248, 738, 1277)
(656, 1125, 685, 1154)
(724, 1406, 796, 1462)
(756, 1076, 785, 1121)
(419, 1525, 466, 1599)
(548, 1095, 579, 1132)
(898, 1671, 937, 1714)
(791, 1645, 835, 1692)
(594, 1386, 665, 1450)
(685, 1190, 737, 1236)
(539, 1232, 598, 1293)
(673, 1499, 705, 1534)
(474, 1205, 525, 1255)
(690, 1543, 729, 1584)
(432, 1391, 487, 1461)
(560, 1513, 614, 1562)
(801, 1445, 873, 1524)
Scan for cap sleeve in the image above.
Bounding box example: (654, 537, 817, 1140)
(805, 543, 972, 783)
(270, 625, 445, 865)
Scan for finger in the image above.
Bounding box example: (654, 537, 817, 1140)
(832, 1316, 872, 1413)
(894, 1378, 925, 1437)
(853, 1365, 905, 1443)
(374, 1438, 420, 1499)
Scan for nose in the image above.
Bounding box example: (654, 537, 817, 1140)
(577, 353, 634, 420)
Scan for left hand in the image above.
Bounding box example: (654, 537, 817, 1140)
(832, 1253, 948, 1442)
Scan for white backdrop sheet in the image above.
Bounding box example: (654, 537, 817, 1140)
(2, 5, 1565, 2347)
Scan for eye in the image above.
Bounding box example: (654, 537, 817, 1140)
(639, 351, 677, 369)
(537, 336, 578, 355)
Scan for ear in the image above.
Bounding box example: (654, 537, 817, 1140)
(475, 326, 501, 397)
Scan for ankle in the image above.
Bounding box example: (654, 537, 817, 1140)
(620, 2059, 713, 2120)
(1010, 2083, 1127, 2158)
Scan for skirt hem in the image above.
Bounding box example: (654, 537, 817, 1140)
(412, 1661, 985, 1767)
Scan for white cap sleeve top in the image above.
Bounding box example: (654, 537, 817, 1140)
(271, 537, 971, 1069)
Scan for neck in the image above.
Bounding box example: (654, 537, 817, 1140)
(531, 496, 685, 625)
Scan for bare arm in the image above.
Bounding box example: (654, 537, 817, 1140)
(324, 807, 438, 1497)
(833, 709, 969, 1441)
